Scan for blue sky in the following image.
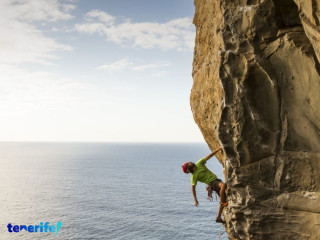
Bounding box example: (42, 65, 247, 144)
(0, 0, 204, 142)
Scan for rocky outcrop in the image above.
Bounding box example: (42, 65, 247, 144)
(191, 0, 320, 239)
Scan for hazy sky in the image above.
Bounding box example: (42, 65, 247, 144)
(0, 0, 204, 142)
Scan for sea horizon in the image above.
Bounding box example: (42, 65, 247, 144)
(0, 141, 207, 144)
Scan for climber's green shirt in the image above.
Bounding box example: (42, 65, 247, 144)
(191, 158, 217, 185)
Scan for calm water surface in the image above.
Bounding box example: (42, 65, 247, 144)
(0, 142, 228, 240)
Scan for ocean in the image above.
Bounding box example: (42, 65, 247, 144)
(0, 142, 228, 240)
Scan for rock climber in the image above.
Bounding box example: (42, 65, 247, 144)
(181, 147, 227, 224)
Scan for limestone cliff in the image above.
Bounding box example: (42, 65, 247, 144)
(191, 0, 320, 239)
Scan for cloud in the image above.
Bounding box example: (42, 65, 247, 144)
(62, 3, 77, 12)
(2, 0, 75, 22)
(75, 11, 195, 51)
(96, 59, 133, 72)
(0, 64, 88, 116)
(0, 0, 75, 65)
(96, 59, 171, 73)
(132, 62, 171, 72)
(74, 22, 106, 35)
(85, 9, 115, 25)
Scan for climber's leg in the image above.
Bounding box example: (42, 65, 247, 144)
(214, 180, 227, 224)
(219, 182, 227, 205)
(216, 204, 225, 224)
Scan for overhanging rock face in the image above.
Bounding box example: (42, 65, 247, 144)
(191, 0, 320, 239)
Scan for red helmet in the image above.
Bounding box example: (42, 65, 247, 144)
(182, 162, 188, 173)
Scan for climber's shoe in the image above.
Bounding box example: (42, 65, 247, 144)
(216, 217, 226, 224)
(220, 202, 228, 207)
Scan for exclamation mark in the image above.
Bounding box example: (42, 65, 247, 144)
(56, 222, 62, 235)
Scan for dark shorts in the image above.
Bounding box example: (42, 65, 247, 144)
(210, 179, 223, 197)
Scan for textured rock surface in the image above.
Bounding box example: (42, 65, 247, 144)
(191, 0, 320, 239)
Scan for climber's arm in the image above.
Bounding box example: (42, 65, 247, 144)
(203, 147, 223, 161)
(192, 185, 199, 206)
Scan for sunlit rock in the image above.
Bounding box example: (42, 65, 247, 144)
(191, 0, 320, 239)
